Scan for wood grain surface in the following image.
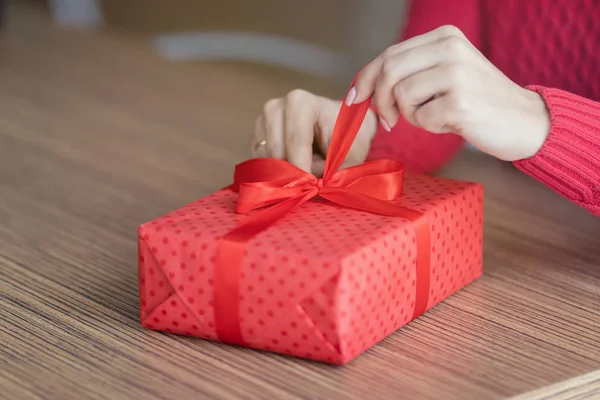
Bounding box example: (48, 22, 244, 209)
(508, 370, 600, 400)
(1, 2, 600, 399)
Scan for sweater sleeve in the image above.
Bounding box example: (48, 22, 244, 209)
(366, 0, 482, 174)
(513, 86, 600, 216)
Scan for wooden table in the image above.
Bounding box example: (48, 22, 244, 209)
(2, 2, 599, 399)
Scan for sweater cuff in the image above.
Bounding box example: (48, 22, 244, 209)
(513, 85, 600, 214)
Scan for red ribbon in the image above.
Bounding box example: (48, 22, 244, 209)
(213, 85, 431, 346)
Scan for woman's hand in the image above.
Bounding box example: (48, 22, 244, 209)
(348, 25, 551, 162)
(252, 89, 378, 175)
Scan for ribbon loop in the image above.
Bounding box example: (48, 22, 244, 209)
(323, 98, 372, 182)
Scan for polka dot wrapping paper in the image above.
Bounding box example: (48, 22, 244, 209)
(137, 172, 483, 365)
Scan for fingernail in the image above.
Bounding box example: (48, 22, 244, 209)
(380, 118, 391, 132)
(345, 87, 356, 106)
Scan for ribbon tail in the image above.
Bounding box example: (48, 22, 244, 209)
(323, 86, 371, 181)
(320, 189, 431, 320)
(213, 191, 315, 345)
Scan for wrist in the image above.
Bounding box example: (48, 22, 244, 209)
(517, 88, 551, 160)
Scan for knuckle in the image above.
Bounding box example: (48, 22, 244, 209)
(286, 88, 310, 104)
(393, 83, 410, 110)
(381, 57, 394, 77)
(381, 46, 397, 61)
(438, 24, 465, 38)
(380, 49, 400, 79)
(263, 98, 280, 115)
(395, 78, 412, 99)
(443, 35, 466, 54)
(380, 58, 400, 90)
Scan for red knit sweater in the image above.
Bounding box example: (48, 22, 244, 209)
(366, 0, 600, 216)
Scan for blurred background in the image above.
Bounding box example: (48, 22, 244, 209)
(36, 0, 407, 83)
(0, 0, 418, 171)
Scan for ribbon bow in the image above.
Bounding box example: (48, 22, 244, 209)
(214, 86, 431, 346)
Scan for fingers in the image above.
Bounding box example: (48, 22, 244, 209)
(392, 64, 456, 126)
(263, 98, 285, 159)
(351, 25, 466, 104)
(351, 25, 471, 130)
(255, 90, 368, 175)
(284, 89, 318, 173)
(375, 36, 472, 128)
(254, 91, 317, 171)
(381, 24, 467, 62)
(252, 115, 268, 157)
(254, 90, 321, 172)
(413, 93, 462, 134)
(373, 45, 450, 126)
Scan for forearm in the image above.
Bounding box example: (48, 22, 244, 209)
(514, 86, 600, 216)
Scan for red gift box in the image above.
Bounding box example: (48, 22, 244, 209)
(137, 85, 484, 365)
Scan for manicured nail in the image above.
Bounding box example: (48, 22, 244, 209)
(345, 87, 356, 106)
(380, 118, 391, 132)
